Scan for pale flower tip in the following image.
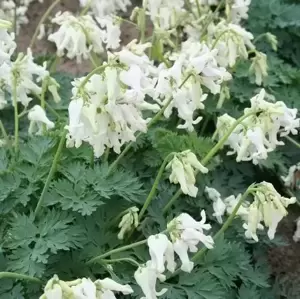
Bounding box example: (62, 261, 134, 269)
(180, 261, 194, 273)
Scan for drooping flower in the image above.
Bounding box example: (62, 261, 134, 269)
(118, 207, 139, 240)
(205, 186, 226, 224)
(167, 211, 214, 272)
(28, 105, 55, 135)
(147, 234, 176, 273)
(281, 163, 300, 189)
(166, 150, 208, 197)
(249, 51, 268, 85)
(134, 261, 168, 299)
(95, 277, 134, 298)
(49, 12, 121, 63)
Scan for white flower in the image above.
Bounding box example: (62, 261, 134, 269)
(71, 278, 96, 299)
(28, 105, 55, 135)
(282, 163, 300, 189)
(243, 182, 296, 241)
(212, 198, 226, 224)
(78, 0, 131, 17)
(205, 186, 226, 223)
(215, 89, 300, 164)
(118, 207, 139, 240)
(49, 12, 108, 63)
(145, 0, 185, 30)
(210, 22, 255, 67)
(134, 261, 168, 299)
(173, 239, 194, 273)
(224, 194, 249, 221)
(65, 64, 158, 157)
(205, 186, 221, 202)
(95, 278, 133, 299)
(147, 234, 176, 273)
(166, 150, 208, 197)
(230, 0, 251, 24)
(243, 201, 263, 242)
(167, 211, 214, 272)
(42, 285, 63, 299)
(249, 51, 268, 85)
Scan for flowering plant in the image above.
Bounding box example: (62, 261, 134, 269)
(1, 0, 300, 298)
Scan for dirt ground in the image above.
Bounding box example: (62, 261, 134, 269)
(18, 1, 300, 297)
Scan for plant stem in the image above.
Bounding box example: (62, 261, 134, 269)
(101, 258, 140, 268)
(103, 147, 110, 162)
(80, 0, 92, 15)
(138, 153, 175, 220)
(34, 131, 66, 218)
(0, 119, 10, 145)
(284, 135, 300, 149)
(107, 74, 193, 174)
(78, 64, 118, 92)
(49, 56, 61, 74)
(12, 74, 19, 154)
(200, 0, 225, 38)
(0, 272, 42, 284)
(29, 0, 61, 49)
(86, 239, 147, 265)
(162, 111, 257, 213)
(191, 187, 255, 262)
(195, 0, 201, 17)
(45, 102, 61, 120)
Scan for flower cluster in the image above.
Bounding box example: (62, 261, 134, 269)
(205, 183, 296, 242)
(49, 12, 121, 63)
(117, 206, 139, 239)
(39, 275, 133, 299)
(244, 182, 296, 241)
(79, 0, 132, 18)
(65, 61, 159, 157)
(166, 150, 208, 197)
(134, 211, 213, 299)
(0, 0, 43, 34)
(155, 40, 231, 131)
(215, 89, 300, 164)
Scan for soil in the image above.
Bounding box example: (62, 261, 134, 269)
(17, 0, 141, 75)
(17, 1, 300, 297)
(268, 207, 300, 298)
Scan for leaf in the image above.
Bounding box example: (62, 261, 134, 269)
(0, 280, 24, 299)
(238, 284, 261, 299)
(4, 210, 84, 277)
(0, 148, 8, 172)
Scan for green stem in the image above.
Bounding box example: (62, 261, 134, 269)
(40, 78, 48, 110)
(0, 119, 10, 145)
(29, 0, 61, 48)
(34, 131, 66, 218)
(195, 0, 201, 17)
(284, 135, 300, 149)
(101, 258, 140, 268)
(49, 56, 61, 74)
(138, 153, 175, 220)
(78, 64, 116, 92)
(139, 6, 146, 43)
(45, 102, 61, 120)
(80, 0, 92, 15)
(12, 74, 19, 154)
(162, 111, 257, 213)
(162, 189, 182, 214)
(253, 33, 267, 44)
(103, 147, 110, 162)
(200, 0, 225, 38)
(86, 239, 147, 265)
(191, 187, 255, 262)
(0, 272, 42, 284)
